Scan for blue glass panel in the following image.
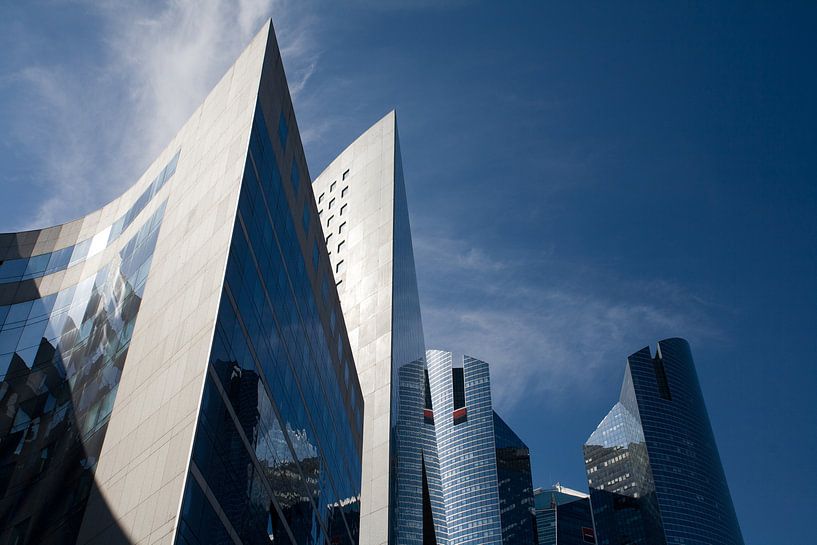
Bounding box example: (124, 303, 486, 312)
(0, 259, 27, 282)
(45, 246, 72, 274)
(0, 202, 166, 543)
(69, 238, 91, 266)
(178, 106, 361, 545)
(22, 254, 49, 280)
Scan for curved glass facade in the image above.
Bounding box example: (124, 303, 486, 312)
(584, 338, 744, 545)
(0, 198, 167, 543)
(0, 151, 178, 285)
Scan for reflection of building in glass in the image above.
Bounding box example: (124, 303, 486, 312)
(0, 20, 363, 545)
(584, 338, 744, 545)
(425, 350, 536, 545)
(533, 484, 596, 545)
(313, 112, 445, 545)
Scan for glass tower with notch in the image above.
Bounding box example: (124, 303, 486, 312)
(584, 338, 743, 545)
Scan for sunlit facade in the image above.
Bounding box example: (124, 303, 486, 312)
(584, 338, 743, 545)
(312, 112, 447, 545)
(0, 21, 363, 545)
(425, 350, 535, 545)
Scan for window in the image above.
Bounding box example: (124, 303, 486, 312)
(338, 222, 346, 234)
(340, 203, 347, 216)
(330, 181, 337, 192)
(329, 198, 335, 210)
(318, 193, 325, 204)
(326, 233, 333, 247)
(341, 186, 349, 198)
(336, 260, 345, 274)
(342, 169, 350, 180)
(337, 240, 345, 253)
(327, 215, 334, 227)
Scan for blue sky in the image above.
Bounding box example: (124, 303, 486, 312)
(1, 2, 815, 543)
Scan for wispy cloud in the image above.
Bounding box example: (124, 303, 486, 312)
(1, 0, 321, 231)
(416, 231, 726, 411)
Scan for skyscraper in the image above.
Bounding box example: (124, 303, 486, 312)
(312, 112, 445, 545)
(494, 412, 537, 545)
(584, 338, 744, 545)
(533, 485, 596, 545)
(425, 350, 536, 545)
(0, 20, 363, 545)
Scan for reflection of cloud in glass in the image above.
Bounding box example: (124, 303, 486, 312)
(0, 201, 165, 543)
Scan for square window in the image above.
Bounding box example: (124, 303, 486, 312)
(340, 204, 347, 216)
(341, 186, 348, 198)
(318, 193, 325, 204)
(329, 198, 335, 210)
(342, 169, 350, 180)
(338, 222, 346, 234)
(336, 260, 345, 274)
(330, 181, 337, 192)
(337, 240, 345, 253)
(326, 233, 333, 246)
(327, 215, 334, 227)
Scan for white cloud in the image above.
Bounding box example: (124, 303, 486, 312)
(416, 233, 725, 411)
(1, 0, 320, 230)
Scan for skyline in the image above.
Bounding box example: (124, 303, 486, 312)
(1, 3, 815, 544)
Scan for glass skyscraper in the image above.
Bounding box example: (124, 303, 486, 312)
(0, 20, 363, 545)
(425, 350, 535, 545)
(312, 112, 446, 545)
(584, 338, 744, 545)
(533, 485, 596, 545)
(494, 413, 537, 545)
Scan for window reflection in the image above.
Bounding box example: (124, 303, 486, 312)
(0, 150, 178, 284)
(0, 202, 166, 543)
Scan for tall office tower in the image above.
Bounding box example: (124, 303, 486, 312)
(583, 338, 743, 545)
(0, 21, 363, 545)
(494, 413, 537, 545)
(312, 113, 445, 545)
(533, 485, 596, 545)
(425, 350, 536, 545)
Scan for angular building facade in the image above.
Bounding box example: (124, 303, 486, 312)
(425, 350, 535, 545)
(584, 338, 743, 545)
(0, 20, 363, 545)
(312, 113, 446, 545)
(533, 485, 596, 545)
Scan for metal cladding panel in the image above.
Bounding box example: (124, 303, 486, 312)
(313, 112, 434, 545)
